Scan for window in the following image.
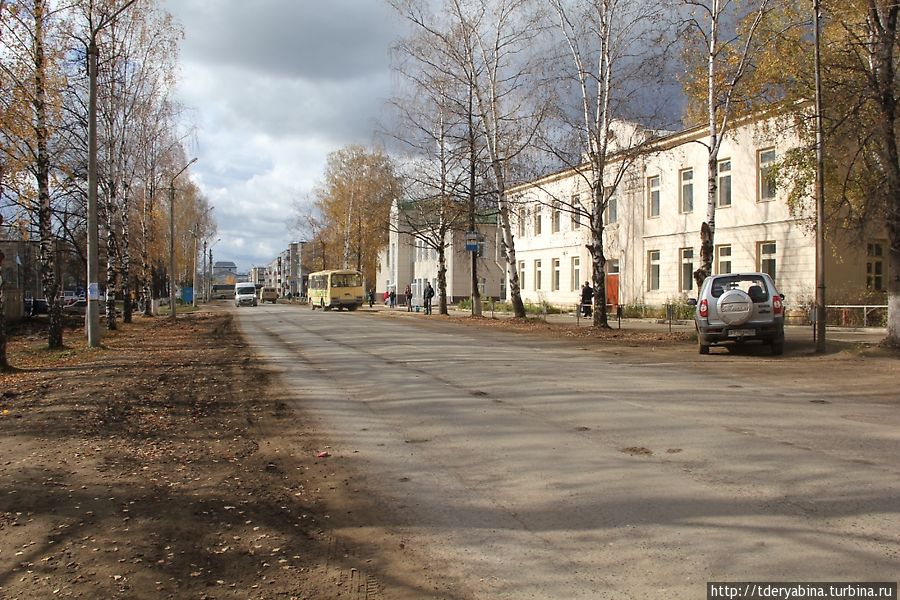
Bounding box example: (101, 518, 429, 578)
(607, 259, 619, 275)
(571, 256, 580, 291)
(758, 148, 776, 202)
(551, 201, 561, 233)
(717, 159, 732, 207)
(534, 259, 543, 290)
(648, 251, 661, 290)
(715, 244, 732, 274)
(571, 195, 581, 229)
(867, 241, 885, 291)
(680, 168, 694, 213)
(517, 207, 526, 238)
(552, 258, 561, 291)
(758, 241, 777, 280)
(533, 206, 542, 235)
(518, 260, 526, 291)
(606, 196, 617, 224)
(680, 248, 694, 292)
(647, 175, 660, 217)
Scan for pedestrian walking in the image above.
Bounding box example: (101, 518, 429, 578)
(580, 281, 593, 317)
(389, 289, 396, 309)
(424, 282, 435, 315)
(405, 284, 412, 312)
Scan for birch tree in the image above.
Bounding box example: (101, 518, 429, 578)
(0, 0, 69, 348)
(391, 22, 489, 315)
(834, 0, 900, 345)
(682, 0, 774, 287)
(391, 0, 547, 318)
(546, 0, 671, 327)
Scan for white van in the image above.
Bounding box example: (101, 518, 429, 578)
(234, 283, 258, 307)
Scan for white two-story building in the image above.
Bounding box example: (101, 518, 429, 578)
(509, 112, 886, 311)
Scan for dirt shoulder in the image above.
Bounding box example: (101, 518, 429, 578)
(0, 312, 446, 600)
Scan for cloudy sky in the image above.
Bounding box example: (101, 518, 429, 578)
(161, 0, 405, 272)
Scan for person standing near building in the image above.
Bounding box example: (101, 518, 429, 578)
(580, 281, 593, 317)
(389, 289, 396, 309)
(405, 284, 412, 312)
(424, 282, 435, 315)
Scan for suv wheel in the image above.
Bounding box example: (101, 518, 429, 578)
(770, 340, 784, 356)
(699, 342, 710, 355)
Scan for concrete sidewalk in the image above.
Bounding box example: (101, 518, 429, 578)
(368, 301, 888, 346)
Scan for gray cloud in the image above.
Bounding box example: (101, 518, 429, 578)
(161, 0, 404, 271)
(174, 0, 401, 82)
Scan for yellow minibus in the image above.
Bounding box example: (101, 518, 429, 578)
(308, 269, 364, 311)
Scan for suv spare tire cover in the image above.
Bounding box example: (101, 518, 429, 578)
(717, 289, 753, 325)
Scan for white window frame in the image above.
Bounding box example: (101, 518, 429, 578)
(758, 148, 776, 202)
(552, 258, 561, 291)
(551, 201, 561, 233)
(647, 175, 660, 218)
(715, 244, 732, 275)
(648, 250, 660, 291)
(533, 206, 542, 236)
(606, 195, 617, 224)
(680, 247, 694, 292)
(717, 159, 732, 208)
(680, 168, 694, 213)
(757, 241, 777, 281)
(571, 256, 580, 292)
(571, 194, 581, 229)
(534, 259, 543, 291)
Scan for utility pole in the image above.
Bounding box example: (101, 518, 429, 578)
(813, 0, 827, 352)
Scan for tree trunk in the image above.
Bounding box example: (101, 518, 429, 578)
(590, 183, 610, 328)
(869, 0, 900, 345)
(468, 87, 482, 317)
(34, 0, 62, 349)
(0, 249, 7, 370)
(438, 245, 448, 315)
(122, 184, 132, 323)
(105, 183, 119, 330)
(696, 5, 719, 289)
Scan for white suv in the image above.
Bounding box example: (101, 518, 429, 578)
(689, 272, 785, 355)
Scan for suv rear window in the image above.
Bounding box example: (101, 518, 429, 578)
(710, 275, 769, 302)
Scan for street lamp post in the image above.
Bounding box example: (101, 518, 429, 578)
(169, 158, 197, 322)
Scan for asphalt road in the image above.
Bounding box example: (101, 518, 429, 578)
(235, 303, 899, 599)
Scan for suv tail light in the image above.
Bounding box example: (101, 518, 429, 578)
(699, 298, 709, 318)
(773, 295, 783, 315)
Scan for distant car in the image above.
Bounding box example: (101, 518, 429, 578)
(688, 272, 785, 356)
(25, 298, 49, 316)
(259, 287, 278, 304)
(63, 299, 87, 314)
(234, 283, 258, 307)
